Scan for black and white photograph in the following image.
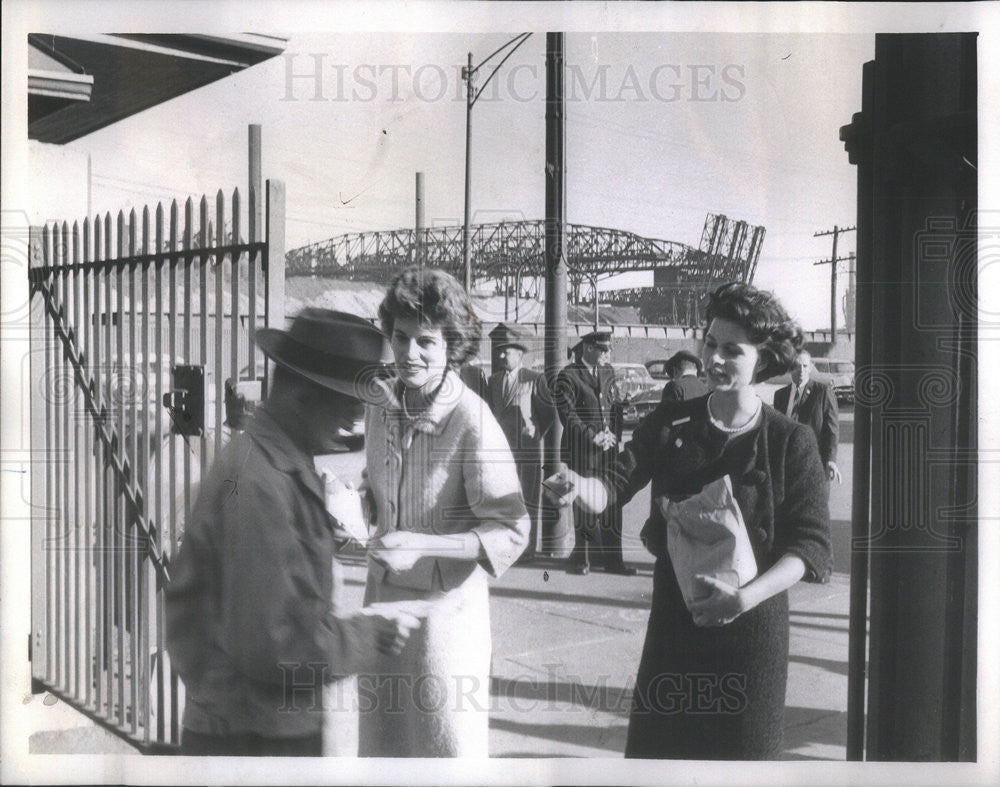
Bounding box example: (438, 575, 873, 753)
(1, 1, 997, 784)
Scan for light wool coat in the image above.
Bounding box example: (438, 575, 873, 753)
(359, 370, 529, 757)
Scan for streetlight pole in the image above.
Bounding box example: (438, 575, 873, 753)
(460, 33, 532, 293)
(462, 52, 474, 292)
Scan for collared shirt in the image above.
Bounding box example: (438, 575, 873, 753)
(164, 405, 370, 738)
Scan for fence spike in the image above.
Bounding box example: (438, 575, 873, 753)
(116, 211, 126, 258)
(232, 188, 241, 244)
(199, 195, 208, 250)
(184, 198, 193, 250)
(156, 203, 164, 254)
(61, 222, 70, 268)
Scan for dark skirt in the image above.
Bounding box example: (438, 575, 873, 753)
(625, 557, 789, 760)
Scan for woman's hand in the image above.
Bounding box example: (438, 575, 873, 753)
(689, 575, 750, 627)
(368, 531, 430, 573)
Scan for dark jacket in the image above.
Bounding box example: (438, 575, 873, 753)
(164, 407, 369, 738)
(486, 366, 556, 456)
(773, 379, 839, 466)
(607, 395, 832, 584)
(553, 360, 617, 475)
(660, 374, 710, 403)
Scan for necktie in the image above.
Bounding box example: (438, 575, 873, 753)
(789, 386, 800, 417)
(503, 372, 514, 400)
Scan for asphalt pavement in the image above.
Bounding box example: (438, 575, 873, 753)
(26, 411, 855, 760)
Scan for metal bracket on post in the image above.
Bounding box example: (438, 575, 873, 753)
(162, 364, 205, 436)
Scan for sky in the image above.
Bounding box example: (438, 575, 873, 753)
(40, 31, 872, 331)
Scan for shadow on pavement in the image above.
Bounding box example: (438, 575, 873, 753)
(789, 654, 849, 677)
(789, 610, 849, 620)
(489, 716, 628, 755)
(489, 585, 651, 610)
(780, 705, 846, 758)
(788, 619, 851, 635)
(490, 676, 633, 716)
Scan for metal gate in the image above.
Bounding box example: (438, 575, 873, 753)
(28, 180, 285, 750)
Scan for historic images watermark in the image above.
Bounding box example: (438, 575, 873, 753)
(281, 54, 747, 104)
(278, 663, 749, 717)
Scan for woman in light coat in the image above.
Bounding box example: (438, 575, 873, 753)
(359, 267, 529, 757)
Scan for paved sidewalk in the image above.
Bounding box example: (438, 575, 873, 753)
(27, 418, 855, 759)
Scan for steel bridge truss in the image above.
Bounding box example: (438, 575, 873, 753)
(285, 215, 764, 324)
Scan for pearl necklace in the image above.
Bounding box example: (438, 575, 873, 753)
(707, 393, 762, 434)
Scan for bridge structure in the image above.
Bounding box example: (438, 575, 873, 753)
(285, 213, 765, 325)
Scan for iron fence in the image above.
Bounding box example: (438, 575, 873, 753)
(28, 180, 285, 750)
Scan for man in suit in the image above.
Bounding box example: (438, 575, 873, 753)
(660, 349, 709, 403)
(774, 349, 842, 483)
(486, 324, 557, 561)
(553, 330, 636, 575)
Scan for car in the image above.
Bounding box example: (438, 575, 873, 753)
(611, 362, 658, 402)
(759, 356, 855, 406)
(642, 359, 671, 391)
(811, 358, 855, 403)
(620, 385, 662, 427)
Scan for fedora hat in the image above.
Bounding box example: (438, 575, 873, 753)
(489, 323, 530, 352)
(667, 349, 703, 375)
(256, 308, 393, 399)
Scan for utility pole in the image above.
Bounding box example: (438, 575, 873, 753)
(814, 225, 856, 341)
(462, 52, 474, 291)
(461, 33, 533, 293)
(844, 251, 856, 333)
(543, 31, 571, 557)
(414, 172, 425, 267)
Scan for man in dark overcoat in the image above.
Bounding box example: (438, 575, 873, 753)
(164, 309, 421, 756)
(553, 330, 636, 575)
(486, 324, 557, 560)
(773, 349, 841, 483)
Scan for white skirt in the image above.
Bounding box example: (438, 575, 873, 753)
(356, 565, 492, 757)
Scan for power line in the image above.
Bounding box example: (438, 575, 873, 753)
(813, 225, 856, 338)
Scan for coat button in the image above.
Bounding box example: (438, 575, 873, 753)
(754, 526, 768, 542)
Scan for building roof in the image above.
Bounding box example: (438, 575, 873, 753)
(28, 34, 286, 143)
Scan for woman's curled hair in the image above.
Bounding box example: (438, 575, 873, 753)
(706, 282, 803, 382)
(378, 266, 482, 367)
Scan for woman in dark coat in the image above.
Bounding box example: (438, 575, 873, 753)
(548, 282, 832, 759)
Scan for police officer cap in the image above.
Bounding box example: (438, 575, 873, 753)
(581, 330, 612, 349)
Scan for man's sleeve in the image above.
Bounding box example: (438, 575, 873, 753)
(820, 383, 839, 465)
(216, 471, 374, 684)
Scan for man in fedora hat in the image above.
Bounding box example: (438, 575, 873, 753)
(486, 324, 557, 561)
(553, 329, 636, 576)
(660, 349, 709, 403)
(165, 308, 422, 756)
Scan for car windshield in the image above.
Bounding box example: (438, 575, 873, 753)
(615, 365, 653, 382)
(816, 361, 855, 375)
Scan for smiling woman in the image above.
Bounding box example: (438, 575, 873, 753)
(360, 266, 529, 757)
(548, 281, 831, 759)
